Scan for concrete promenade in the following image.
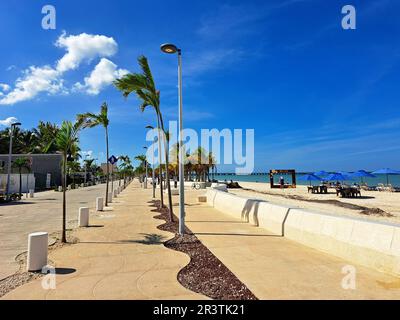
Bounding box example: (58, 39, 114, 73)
(0, 182, 118, 280)
(2, 182, 205, 300)
(183, 190, 400, 299)
(3, 182, 400, 299)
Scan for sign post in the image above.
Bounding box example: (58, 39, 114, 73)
(108, 155, 118, 193)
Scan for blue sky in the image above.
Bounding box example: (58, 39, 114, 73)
(0, 0, 399, 172)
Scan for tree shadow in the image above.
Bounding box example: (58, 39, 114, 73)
(0, 201, 36, 206)
(121, 233, 166, 245)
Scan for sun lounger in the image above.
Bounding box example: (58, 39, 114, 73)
(385, 184, 399, 192)
(376, 183, 385, 192)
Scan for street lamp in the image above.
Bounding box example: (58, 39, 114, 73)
(143, 146, 148, 189)
(160, 43, 185, 235)
(6, 121, 21, 200)
(146, 125, 156, 198)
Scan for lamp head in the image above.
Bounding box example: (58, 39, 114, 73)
(160, 43, 179, 54)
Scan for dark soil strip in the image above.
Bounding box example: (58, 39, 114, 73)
(149, 200, 257, 300)
(242, 188, 392, 217)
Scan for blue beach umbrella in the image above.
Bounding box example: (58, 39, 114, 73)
(325, 173, 349, 182)
(371, 168, 400, 185)
(314, 170, 329, 177)
(350, 170, 375, 183)
(298, 173, 322, 186)
(338, 171, 353, 181)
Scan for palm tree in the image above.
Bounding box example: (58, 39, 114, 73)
(51, 120, 82, 243)
(118, 155, 131, 185)
(33, 121, 59, 153)
(208, 152, 217, 181)
(18, 131, 38, 154)
(134, 154, 147, 183)
(77, 102, 111, 206)
(83, 158, 96, 183)
(12, 157, 30, 196)
(114, 55, 174, 221)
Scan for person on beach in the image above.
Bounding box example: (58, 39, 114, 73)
(280, 176, 284, 189)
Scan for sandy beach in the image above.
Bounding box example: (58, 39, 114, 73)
(227, 181, 400, 225)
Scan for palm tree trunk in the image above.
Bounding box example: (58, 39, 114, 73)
(156, 115, 164, 208)
(159, 114, 174, 222)
(105, 125, 110, 206)
(62, 154, 67, 243)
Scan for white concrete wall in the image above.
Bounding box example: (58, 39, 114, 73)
(0, 173, 36, 193)
(205, 188, 400, 276)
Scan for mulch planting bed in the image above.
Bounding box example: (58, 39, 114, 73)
(149, 200, 257, 300)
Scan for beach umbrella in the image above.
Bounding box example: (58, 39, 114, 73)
(350, 170, 375, 184)
(371, 168, 400, 185)
(338, 171, 353, 181)
(298, 173, 322, 186)
(314, 170, 329, 177)
(325, 173, 349, 182)
(351, 170, 375, 178)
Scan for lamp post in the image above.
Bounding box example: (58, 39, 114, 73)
(143, 146, 148, 189)
(146, 125, 156, 198)
(6, 122, 21, 200)
(160, 43, 185, 235)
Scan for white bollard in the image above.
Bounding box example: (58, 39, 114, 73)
(68, 185, 72, 191)
(27, 232, 48, 272)
(107, 192, 112, 203)
(96, 197, 103, 211)
(113, 189, 118, 198)
(58, 186, 62, 192)
(78, 207, 89, 227)
(29, 189, 34, 198)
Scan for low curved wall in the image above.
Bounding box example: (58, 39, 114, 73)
(205, 188, 400, 276)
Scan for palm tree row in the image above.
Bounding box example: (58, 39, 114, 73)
(114, 55, 174, 222)
(169, 146, 217, 182)
(0, 121, 59, 154)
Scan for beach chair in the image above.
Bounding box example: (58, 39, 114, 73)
(360, 184, 371, 191)
(376, 183, 385, 192)
(385, 184, 396, 192)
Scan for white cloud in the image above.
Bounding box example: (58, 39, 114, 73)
(82, 150, 94, 158)
(0, 32, 120, 105)
(0, 66, 63, 105)
(74, 58, 128, 95)
(55, 32, 118, 72)
(0, 83, 10, 92)
(0, 117, 18, 127)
